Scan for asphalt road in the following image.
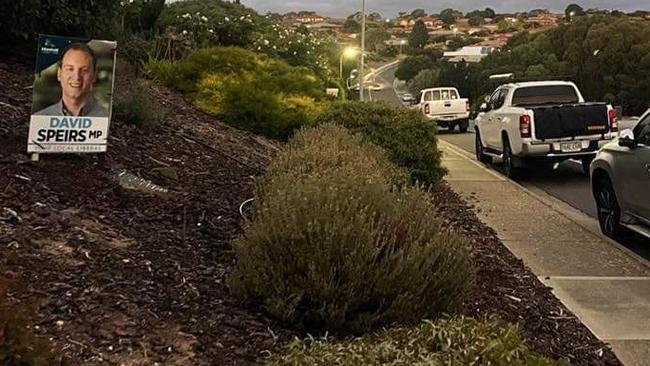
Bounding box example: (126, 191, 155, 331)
(373, 61, 650, 260)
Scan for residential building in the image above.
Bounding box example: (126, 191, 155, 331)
(443, 46, 495, 63)
(282, 11, 326, 25)
(524, 14, 559, 27)
(395, 15, 440, 31)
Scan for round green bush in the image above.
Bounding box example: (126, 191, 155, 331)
(229, 125, 472, 334)
(315, 101, 446, 186)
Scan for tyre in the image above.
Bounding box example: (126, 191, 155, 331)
(459, 119, 469, 133)
(581, 156, 594, 176)
(594, 176, 623, 239)
(502, 138, 522, 179)
(475, 130, 492, 164)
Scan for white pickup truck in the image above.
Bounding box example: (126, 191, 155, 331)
(475, 81, 618, 178)
(415, 87, 470, 132)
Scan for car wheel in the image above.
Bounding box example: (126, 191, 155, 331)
(581, 156, 594, 176)
(502, 138, 521, 179)
(459, 119, 469, 133)
(475, 131, 492, 164)
(594, 176, 623, 239)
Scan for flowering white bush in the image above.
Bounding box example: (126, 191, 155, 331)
(253, 24, 336, 77)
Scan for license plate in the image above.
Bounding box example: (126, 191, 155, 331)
(560, 141, 582, 153)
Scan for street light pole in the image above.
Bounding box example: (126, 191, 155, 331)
(359, 0, 366, 101)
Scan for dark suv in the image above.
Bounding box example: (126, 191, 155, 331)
(591, 109, 650, 239)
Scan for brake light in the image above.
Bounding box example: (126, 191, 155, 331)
(424, 103, 430, 115)
(465, 101, 470, 112)
(520, 115, 532, 138)
(608, 109, 618, 133)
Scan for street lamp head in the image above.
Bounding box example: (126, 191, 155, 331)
(400, 39, 407, 45)
(343, 47, 359, 59)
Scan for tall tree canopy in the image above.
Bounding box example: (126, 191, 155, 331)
(408, 20, 429, 49)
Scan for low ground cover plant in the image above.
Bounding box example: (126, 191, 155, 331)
(265, 316, 559, 366)
(230, 124, 472, 334)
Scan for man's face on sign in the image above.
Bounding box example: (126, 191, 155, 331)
(57, 49, 96, 103)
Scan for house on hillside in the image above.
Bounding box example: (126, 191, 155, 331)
(395, 15, 441, 32)
(443, 46, 495, 63)
(282, 11, 326, 25)
(524, 14, 559, 27)
(306, 22, 344, 33)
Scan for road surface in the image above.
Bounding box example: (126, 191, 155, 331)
(372, 61, 650, 260)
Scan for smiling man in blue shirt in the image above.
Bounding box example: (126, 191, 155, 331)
(35, 43, 108, 118)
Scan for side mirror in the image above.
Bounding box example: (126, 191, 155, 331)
(618, 129, 636, 148)
(479, 103, 489, 112)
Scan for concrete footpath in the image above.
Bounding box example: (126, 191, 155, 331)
(439, 140, 650, 366)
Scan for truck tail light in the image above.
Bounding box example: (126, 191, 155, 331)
(520, 115, 532, 138)
(608, 108, 618, 133)
(424, 103, 430, 115)
(466, 101, 470, 112)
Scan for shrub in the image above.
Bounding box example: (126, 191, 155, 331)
(112, 61, 164, 128)
(265, 317, 559, 366)
(196, 72, 322, 140)
(156, 0, 268, 48)
(192, 55, 324, 139)
(259, 124, 409, 190)
(315, 101, 446, 186)
(113, 79, 164, 128)
(1, 0, 119, 43)
(118, 33, 156, 67)
(229, 124, 472, 334)
(145, 47, 268, 91)
(0, 280, 62, 365)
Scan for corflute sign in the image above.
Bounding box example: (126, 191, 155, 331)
(28, 35, 117, 153)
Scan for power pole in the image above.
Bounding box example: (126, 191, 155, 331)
(359, 0, 366, 101)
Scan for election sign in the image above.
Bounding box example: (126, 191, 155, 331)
(28, 35, 117, 153)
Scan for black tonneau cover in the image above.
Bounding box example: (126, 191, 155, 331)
(531, 103, 609, 140)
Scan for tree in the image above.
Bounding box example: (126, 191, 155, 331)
(411, 9, 427, 18)
(408, 20, 429, 49)
(467, 8, 496, 19)
(395, 55, 434, 81)
(343, 19, 360, 33)
(468, 16, 484, 26)
(440, 9, 461, 27)
(565, 4, 585, 19)
(408, 69, 440, 94)
(365, 27, 391, 51)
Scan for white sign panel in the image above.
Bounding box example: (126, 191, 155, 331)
(27, 115, 109, 153)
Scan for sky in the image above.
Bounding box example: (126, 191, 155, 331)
(240, 0, 648, 18)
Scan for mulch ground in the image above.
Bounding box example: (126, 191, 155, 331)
(0, 55, 620, 366)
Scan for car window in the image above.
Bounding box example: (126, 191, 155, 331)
(432, 90, 441, 101)
(489, 89, 501, 110)
(450, 90, 459, 99)
(633, 114, 650, 146)
(440, 90, 450, 100)
(511, 85, 579, 106)
(424, 91, 432, 102)
(493, 89, 507, 110)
